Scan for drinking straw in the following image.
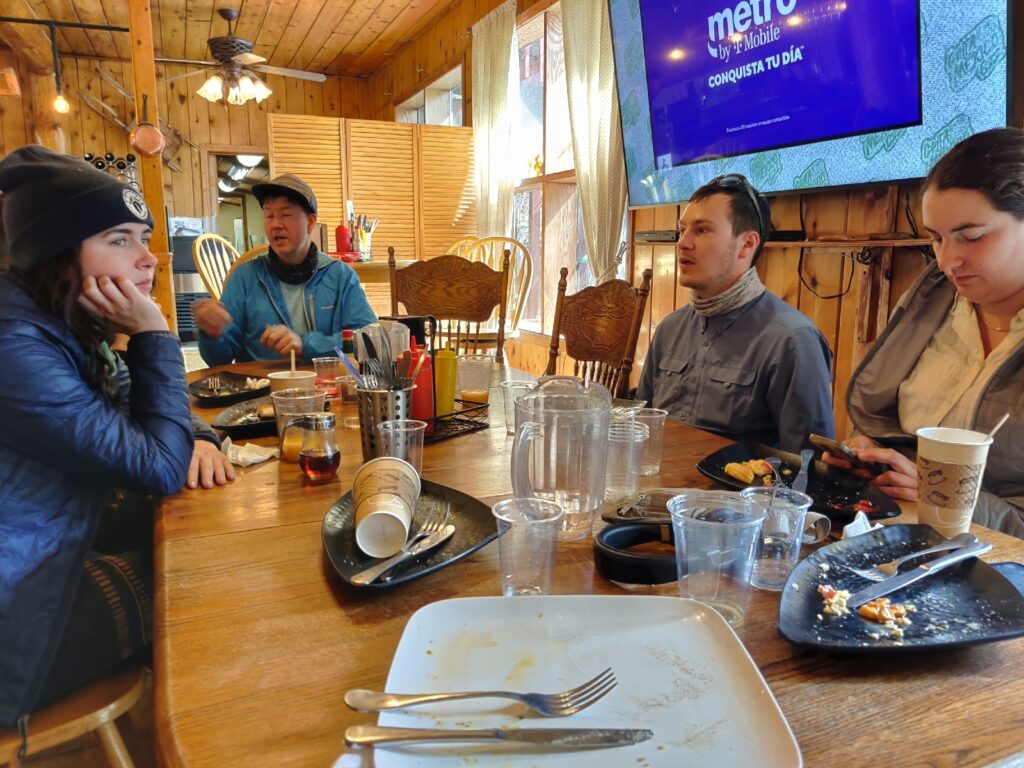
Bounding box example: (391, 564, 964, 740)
(290, 349, 296, 372)
(987, 413, 1010, 439)
(335, 346, 365, 388)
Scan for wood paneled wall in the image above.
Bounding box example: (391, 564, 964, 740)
(0, 48, 368, 220)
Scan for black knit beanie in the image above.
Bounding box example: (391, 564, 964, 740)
(0, 145, 155, 270)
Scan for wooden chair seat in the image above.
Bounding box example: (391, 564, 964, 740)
(0, 664, 145, 767)
(388, 247, 511, 362)
(546, 267, 653, 397)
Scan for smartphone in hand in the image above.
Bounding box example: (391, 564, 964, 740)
(808, 434, 883, 476)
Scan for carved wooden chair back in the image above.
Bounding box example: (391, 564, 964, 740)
(388, 247, 511, 363)
(546, 268, 653, 397)
(223, 244, 267, 289)
(193, 234, 241, 300)
(464, 237, 533, 333)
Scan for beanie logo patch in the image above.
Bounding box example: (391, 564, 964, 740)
(122, 188, 150, 220)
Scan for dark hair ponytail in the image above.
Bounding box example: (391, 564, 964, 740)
(12, 249, 120, 403)
(925, 127, 1024, 220)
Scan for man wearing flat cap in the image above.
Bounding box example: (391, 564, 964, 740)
(194, 173, 376, 364)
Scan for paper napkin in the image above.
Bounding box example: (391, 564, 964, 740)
(221, 437, 278, 466)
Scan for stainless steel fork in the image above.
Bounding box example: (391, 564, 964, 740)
(350, 500, 451, 585)
(345, 667, 617, 717)
(850, 532, 978, 581)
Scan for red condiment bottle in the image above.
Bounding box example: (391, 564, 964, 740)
(335, 224, 351, 253)
(409, 341, 435, 435)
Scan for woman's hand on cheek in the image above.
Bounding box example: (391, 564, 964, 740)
(79, 275, 168, 335)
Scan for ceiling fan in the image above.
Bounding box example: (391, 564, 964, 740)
(157, 8, 325, 105)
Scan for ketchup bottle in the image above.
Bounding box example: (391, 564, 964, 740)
(409, 341, 435, 435)
(335, 224, 352, 253)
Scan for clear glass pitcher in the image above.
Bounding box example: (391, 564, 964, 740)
(282, 413, 341, 483)
(511, 376, 612, 540)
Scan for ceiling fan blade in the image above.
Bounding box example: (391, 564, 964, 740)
(232, 52, 267, 66)
(252, 64, 327, 83)
(159, 68, 214, 84)
(155, 57, 219, 67)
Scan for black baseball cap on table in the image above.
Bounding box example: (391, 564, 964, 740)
(251, 174, 317, 215)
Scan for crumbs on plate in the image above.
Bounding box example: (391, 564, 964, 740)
(817, 584, 916, 640)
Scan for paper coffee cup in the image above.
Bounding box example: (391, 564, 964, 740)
(915, 427, 992, 537)
(268, 370, 316, 392)
(352, 457, 421, 558)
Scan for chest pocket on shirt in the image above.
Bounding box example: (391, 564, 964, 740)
(708, 365, 755, 389)
(657, 356, 688, 376)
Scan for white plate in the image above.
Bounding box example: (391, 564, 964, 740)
(364, 595, 801, 767)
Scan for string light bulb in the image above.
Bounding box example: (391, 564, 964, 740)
(52, 92, 70, 114)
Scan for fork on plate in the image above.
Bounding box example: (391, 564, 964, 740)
(849, 532, 978, 581)
(344, 666, 617, 717)
(350, 499, 452, 585)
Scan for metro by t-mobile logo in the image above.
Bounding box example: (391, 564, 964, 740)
(707, 0, 798, 58)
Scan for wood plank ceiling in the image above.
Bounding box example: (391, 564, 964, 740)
(14, 0, 460, 78)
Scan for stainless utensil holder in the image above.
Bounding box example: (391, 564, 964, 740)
(357, 387, 414, 461)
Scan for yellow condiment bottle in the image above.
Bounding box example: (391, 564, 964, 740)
(434, 348, 457, 417)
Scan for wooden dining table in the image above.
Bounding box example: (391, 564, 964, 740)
(156, 361, 1024, 767)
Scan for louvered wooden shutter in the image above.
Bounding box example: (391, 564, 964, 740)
(417, 125, 477, 259)
(267, 114, 345, 251)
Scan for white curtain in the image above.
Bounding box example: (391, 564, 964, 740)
(562, 0, 629, 284)
(472, 0, 519, 238)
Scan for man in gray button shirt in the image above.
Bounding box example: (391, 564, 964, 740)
(636, 174, 835, 452)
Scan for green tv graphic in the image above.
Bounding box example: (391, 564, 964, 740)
(750, 151, 783, 188)
(944, 15, 1005, 93)
(793, 159, 828, 190)
(921, 114, 974, 168)
(861, 129, 907, 161)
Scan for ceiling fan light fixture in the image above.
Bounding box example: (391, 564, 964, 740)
(237, 154, 264, 167)
(218, 178, 239, 193)
(197, 73, 224, 102)
(251, 75, 272, 103)
(225, 76, 246, 106)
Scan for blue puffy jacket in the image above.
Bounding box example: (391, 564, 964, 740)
(198, 250, 377, 365)
(0, 273, 200, 726)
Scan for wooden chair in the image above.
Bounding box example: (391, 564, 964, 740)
(546, 267, 654, 398)
(0, 664, 145, 767)
(222, 244, 267, 290)
(444, 236, 478, 257)
(388, 247, 511, 363)
(464, 237, 533, 335)
(192, 233, 240, 300)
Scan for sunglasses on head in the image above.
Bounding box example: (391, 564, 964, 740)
(709, 174, 766, 241)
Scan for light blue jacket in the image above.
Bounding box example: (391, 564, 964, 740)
(198, 251, 377, 365)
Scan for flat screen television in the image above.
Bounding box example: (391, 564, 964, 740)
(608, 0, 1010, 205)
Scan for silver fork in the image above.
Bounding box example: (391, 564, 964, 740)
(849, 532, 978, 581)
(204, 375, 222, 393)
(344, 667, 617, 717)
(350, 500, 451, 586)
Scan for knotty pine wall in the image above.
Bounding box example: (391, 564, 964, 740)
(0, 47, 368, 220)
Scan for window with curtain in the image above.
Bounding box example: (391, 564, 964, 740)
(512, 4, 624, 334)
(397, 67, 464, 126)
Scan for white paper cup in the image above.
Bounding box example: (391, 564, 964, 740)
(351, 457, 421, 558)
(915, 427, 993, 537)
(268, 370, 316, 393)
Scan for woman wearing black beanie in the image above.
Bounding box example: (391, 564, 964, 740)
(0, 145, 234, 742)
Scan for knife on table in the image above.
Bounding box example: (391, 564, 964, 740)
(350, 525, 456, 586)
(344, 724, 654, 748)
(792, 448, 813, 494)
(846, 539, 992, 608)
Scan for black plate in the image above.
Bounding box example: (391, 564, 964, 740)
(321, 479, 498, 588)
(779, 524, 1024, 653)
(211, 396, 277, 439)
(696, 441, 900, 525)
(189, 371, 271, 406)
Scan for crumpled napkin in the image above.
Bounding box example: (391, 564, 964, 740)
(842, 510, 884, 539)
(221, 437, 278, 466)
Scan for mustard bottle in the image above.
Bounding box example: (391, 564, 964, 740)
(434, 348, 457, 417)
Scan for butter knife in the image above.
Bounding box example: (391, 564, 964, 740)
(847, 539, 992, 608)
(350, 525, 456, 586)
(792, 449, 813, 494)
(344, 724, 653, 748)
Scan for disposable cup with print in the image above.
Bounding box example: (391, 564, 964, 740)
(352, 456, 421, 558)
(268, 370, 316, 393)
(916, 427, 993, 537)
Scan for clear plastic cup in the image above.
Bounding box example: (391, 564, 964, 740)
(500, 380, 534, 436)
(457, 354, 494, 404)
(376, 419, 428, 475)
(740, 487, 814, 591)
(633, 408, 669, 475)
(312, 357, 341, 397)
(605, 421, 649, 502)
(491, 498, 564, 596)
(336, 375, 361, 429)
(669, 491, 765, 627)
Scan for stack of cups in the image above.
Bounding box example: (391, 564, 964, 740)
(352, 457, 420, 558)
(605, 420, 649, 502)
